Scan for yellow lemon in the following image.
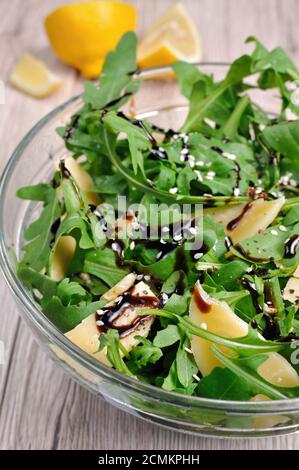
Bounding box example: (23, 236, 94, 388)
(138, 3, 203, 70)
(45, 1, 137, 79)
(9, 54, 62, 98)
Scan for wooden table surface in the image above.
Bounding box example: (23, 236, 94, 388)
(0, 0, 299, 450)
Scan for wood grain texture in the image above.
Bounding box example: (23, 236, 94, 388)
(0, 0, 299, 450)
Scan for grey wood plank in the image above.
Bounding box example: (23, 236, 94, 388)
(0, 0, 299, 450)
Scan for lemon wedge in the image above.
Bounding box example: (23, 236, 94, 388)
(45, 1, 136, 78)
(137, 3, 203, 69)
(10, 54, 62, 98)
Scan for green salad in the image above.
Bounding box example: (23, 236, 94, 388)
(17, 32, 299, 401)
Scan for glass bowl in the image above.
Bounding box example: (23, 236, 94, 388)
(1, 64, 299, 438)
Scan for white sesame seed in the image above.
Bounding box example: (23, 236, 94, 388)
(222, 152, 237, 160)
(196, 161, 205, 167)
(194, 252, 203, 260)
(200, 322, 208, 330)
(161, 293, 169, 302)
(96, 309, 104, 315)
(181, 148, 189, 155)
(192, 374, 201, 382)
(115, 296, 123, 303)
(130, 241, 135, 250)
(156, 251, 163, 259)
(162, 227, 170, 233)
(136, 274, 143, 281)
(184, 347, 193, 354)
(189, 227, 197, 235)
(279, 225, 288, 232)
(131, 221, 140, 230)
(290, 179, 298, 187)
(169, 187, 178, 194)
(188, 159, 195, 168)
(194, 170, 203, 182)
(173, 234, 183, 242)
(233, 188, 240, 196)
(270, 230, 278, 236)
(183, 135, 189, 144)
(96, 320, 104, 326)
(207, 171, 216, 177)
(144, 275, 151, 281)
(180, 155, 185, 162)
(206, 175, 214, 180)
(160, 238, 167, 244)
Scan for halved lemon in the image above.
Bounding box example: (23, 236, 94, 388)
(9, 54, 62, 98)
(137, 3, 203, 69)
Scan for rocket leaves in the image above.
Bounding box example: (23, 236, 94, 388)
(16, 32, 299, 400)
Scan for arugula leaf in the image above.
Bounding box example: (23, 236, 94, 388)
(19, 186, 60, 271)
(129, 337, 162, 368)
(98, 329, 134, 376)
(83, 32, 140, 110)
(153, 324, 181, 348)
(263, 120, 299, 179)
(197, 367, 252, 400)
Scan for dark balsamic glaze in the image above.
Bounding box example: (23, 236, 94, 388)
(103, 91, 133, 110)
(106, 239, 126, 266)
(96, 287, 159, 337)
(224, 236, 233, 250)
(88, 204, 108, 232)
(193, 284, 211, 313)
(284, 235, 299, 259)
(235, 244, 272, 263)
(240, 278, 263, 313)
(116, 111, 168, 160)
(59, 160, 71, 179)
(50, 218, 60, 237)
(211, 146, 242, 196)
(63, 114, 80, 141)
(226, 202, 252, 231)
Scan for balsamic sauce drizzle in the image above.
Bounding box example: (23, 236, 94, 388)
(284, 235, 299, 259)
(96, 285, 159, 337)
(193, 284, 211, 313)
(226, 202, 252, 231)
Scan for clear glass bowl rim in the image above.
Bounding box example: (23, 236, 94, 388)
(0, 62, 298, 415)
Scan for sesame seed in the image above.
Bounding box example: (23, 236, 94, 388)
(130, 241, 135, 250)
(233, 188, 240, 196)
(96, 309, 104, 315)
(196, 161, 205, 167)
(207, 171, 216, 177)
(206, 175, 214, 180)
(173, 234, 183, 242)
(194, 252, 203, 260)
(192, 374, 201, 382)
(160, 238, 167, 244)
(180, 155, 185, 162)
(136, 274, 143, 281)
(156, 251, 163, 259)
(279, 225, 288, 232)
(188, 159, 195, 168)
(184, 347, 193, 354)
(96, 320, 104, 326)
(169, 187, 178, 194)
(200, 322, 208, 330)
(194, 170, 203, 182)
(162, 226, 170, 233)
(181, 148, 189, 155)
(270, 230, 278, 236)
(222, 152, 236, 160)
(189, 227, 197, 235)
(144, 275, 151, 281)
